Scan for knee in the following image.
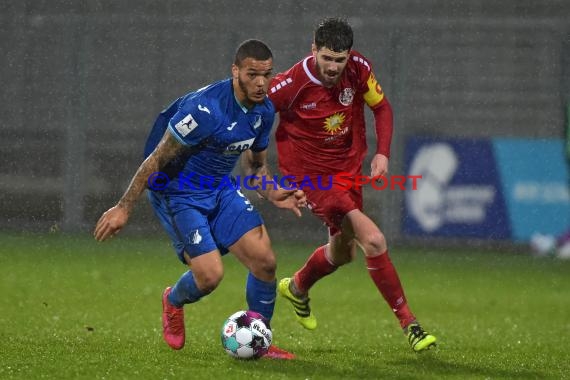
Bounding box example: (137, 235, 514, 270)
(330, 244, 356, 266)
(360, 231, 387, 256)
(195, 266, 224, 294)
(250, 252, 276, 281)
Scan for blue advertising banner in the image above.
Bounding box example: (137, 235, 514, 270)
(403, 137, 511, 239)
(493, 138, 570, 241)
(403, 137, 570, 241)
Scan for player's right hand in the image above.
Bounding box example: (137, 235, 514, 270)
(94, 205, 129, 241)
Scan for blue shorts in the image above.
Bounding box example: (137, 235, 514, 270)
(147, 187, 263, 264)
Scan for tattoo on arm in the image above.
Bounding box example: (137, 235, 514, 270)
(117, 131, 185, 213)
(242, 150, 276, 198)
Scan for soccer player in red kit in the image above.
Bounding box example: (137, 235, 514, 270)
(268, 17, 437, 352)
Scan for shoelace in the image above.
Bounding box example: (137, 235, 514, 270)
(408, 325, 427, 345)
(167, 307, 185, 334)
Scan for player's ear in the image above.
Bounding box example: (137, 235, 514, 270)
(231, 64, 239, 80)
(311, 43, 317, 57)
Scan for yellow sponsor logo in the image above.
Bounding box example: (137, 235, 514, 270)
(323, 112, 346, 134)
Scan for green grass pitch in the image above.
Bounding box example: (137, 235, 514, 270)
(1, 232, 569, 379)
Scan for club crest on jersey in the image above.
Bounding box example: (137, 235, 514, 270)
(339, 88, 354, 106)
(190, 229, 202, 245)
(253, 115, 262, 129)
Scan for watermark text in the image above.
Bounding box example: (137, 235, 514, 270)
(147, 172, 422, 192)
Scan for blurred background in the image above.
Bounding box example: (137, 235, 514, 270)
(1, 0, 569, 249)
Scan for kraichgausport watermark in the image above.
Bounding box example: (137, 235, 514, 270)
(147, 172, 422, 192)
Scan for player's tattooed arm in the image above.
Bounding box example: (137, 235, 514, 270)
(94, 131, 186, 241)
(117, 131, 185, 214)
(242, 149, 306, 217)
(242, 149, 274, 198)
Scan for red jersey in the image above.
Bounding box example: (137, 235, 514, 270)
(269, 50, 391, 178)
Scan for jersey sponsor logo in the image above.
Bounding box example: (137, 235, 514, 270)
(339, 88, 354, 106)
(270, 77, 293, 93)
(174, 114, 198, 137)
(253, 115, 262, 129)
(225, 137, 256, 154)
(300, 102, 317, 110)
(323, 112, 346, 134)
(197, 104, 211, 114)
(324, 126, 349, 142)
(227, 121, 238, 131)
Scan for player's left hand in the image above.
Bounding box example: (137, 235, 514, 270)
(268, 188, 307, 217)
(371, 153, 389, 178)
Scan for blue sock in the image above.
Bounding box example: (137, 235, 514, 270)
(168, 270, 205, 307)
(246, 272, 276, 322)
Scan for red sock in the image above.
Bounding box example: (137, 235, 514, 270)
(294, 245, 338, 294)
(366, 251, 416, 328)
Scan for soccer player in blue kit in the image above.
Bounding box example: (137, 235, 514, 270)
(94, 39, 304, 360)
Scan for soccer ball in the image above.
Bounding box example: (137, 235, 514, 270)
(221, 310, 272, 359)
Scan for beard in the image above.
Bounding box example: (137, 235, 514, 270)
(315, 60, 341, 87)
(238, 76, 264, 105)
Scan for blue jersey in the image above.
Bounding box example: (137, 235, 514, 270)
(144, 78, 275, 193)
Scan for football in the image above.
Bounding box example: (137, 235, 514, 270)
(221, 310, 272, 359)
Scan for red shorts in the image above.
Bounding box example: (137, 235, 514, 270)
(303, 185, 363, 236)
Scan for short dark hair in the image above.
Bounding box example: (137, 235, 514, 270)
(234, 39, 273, 66)
(314, 17, 353, 52)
